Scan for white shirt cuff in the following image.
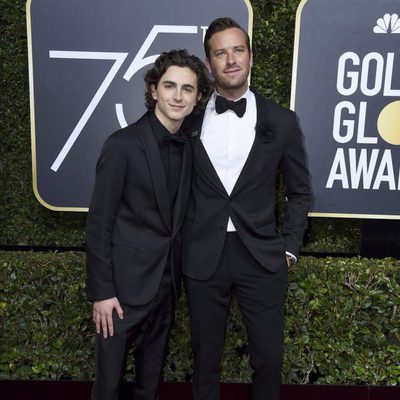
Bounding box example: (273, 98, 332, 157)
(285, 251, 297, 262)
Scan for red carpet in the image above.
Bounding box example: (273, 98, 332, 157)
(1, 381, 399, 400)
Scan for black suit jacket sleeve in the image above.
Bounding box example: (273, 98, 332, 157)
(280, 112, 312, 258)
(86, 133, 127, 301)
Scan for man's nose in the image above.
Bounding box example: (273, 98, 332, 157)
(174, 89, 183, 101)
(227, 51, 236, 65)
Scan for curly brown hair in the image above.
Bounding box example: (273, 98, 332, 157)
(144, 49, 212, 114)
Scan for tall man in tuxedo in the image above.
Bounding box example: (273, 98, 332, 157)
(86, 49, 210, 400)
(182, 18, 312, 400)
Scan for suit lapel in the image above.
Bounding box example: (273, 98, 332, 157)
(230, 90, 277, 196)
(189, 112, 229, 197)
(139, 114, 171, 232)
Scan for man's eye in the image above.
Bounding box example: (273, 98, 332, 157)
(235, 48, 244, 53)
(215, 51, 225, 57)
(184, 87, 193, 93)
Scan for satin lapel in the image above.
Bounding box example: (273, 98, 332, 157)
(139, 115, 171, 232)
(172, 142, 191, 236)
(230, 91, 274, 197)
(189, 112, 229, 197)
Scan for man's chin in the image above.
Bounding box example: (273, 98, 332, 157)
(218, 80, 248, 93)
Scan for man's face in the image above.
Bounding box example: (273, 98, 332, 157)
(151, 65, 200, 133)
(206, 27, 253, 99)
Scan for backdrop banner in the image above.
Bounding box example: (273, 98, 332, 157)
(292, 0, 400, 219)
(27, 0, 252, 211)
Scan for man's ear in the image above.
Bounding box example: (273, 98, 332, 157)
(197, 92, 202, 102)
(150, 84, 157, 100)
(249, 50, 254, 68)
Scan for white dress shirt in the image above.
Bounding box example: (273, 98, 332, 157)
(201, 89, 256, 231)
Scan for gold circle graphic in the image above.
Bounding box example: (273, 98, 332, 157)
(377, 100, 400, 145)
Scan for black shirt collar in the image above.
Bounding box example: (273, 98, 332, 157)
(149, 112, 182, 148)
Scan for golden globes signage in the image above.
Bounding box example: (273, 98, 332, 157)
(292, 0, 400, 219)
(27, 0, 252, 211)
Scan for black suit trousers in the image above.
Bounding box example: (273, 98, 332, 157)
(91, 270, 174, 400)
(185, 233, 288, 400)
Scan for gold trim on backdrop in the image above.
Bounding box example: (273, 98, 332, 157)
(244, 0, 253, 44)
(308, 212, 400, 220)
(26, 1, 88, 212)
(243, 0, 254, 83)
(290, 0, 308, 111)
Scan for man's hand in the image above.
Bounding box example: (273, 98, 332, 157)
(286, 255, 295, 271)
(92, 297, 124, 339)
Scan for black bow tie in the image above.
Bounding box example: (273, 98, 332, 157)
(161, 133, 187, 146)
(215, 96, 247, 118)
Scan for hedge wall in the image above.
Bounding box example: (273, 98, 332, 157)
(1, 251, 399, 385)
(0, 0, 361, 252)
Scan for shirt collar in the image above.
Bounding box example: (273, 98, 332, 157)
(149, 111, 181, 147)
(209, 88, 251, 113)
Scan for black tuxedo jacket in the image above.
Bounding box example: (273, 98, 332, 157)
(182, 90, 312, 280)
(86, 112, 191, 305)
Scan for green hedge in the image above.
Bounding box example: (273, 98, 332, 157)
(1, 251, 399, 384)
(0, 0, 360, 252)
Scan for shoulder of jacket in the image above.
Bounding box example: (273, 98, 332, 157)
(251, 88, 296, 119)
(106, 116, 145, 145)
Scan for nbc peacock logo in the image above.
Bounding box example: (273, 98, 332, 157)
(373, 13, 400, 33)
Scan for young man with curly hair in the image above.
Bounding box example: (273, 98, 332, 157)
(86, 49, 211, 400)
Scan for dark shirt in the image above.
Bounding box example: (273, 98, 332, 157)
(149, 112, 187, 221)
